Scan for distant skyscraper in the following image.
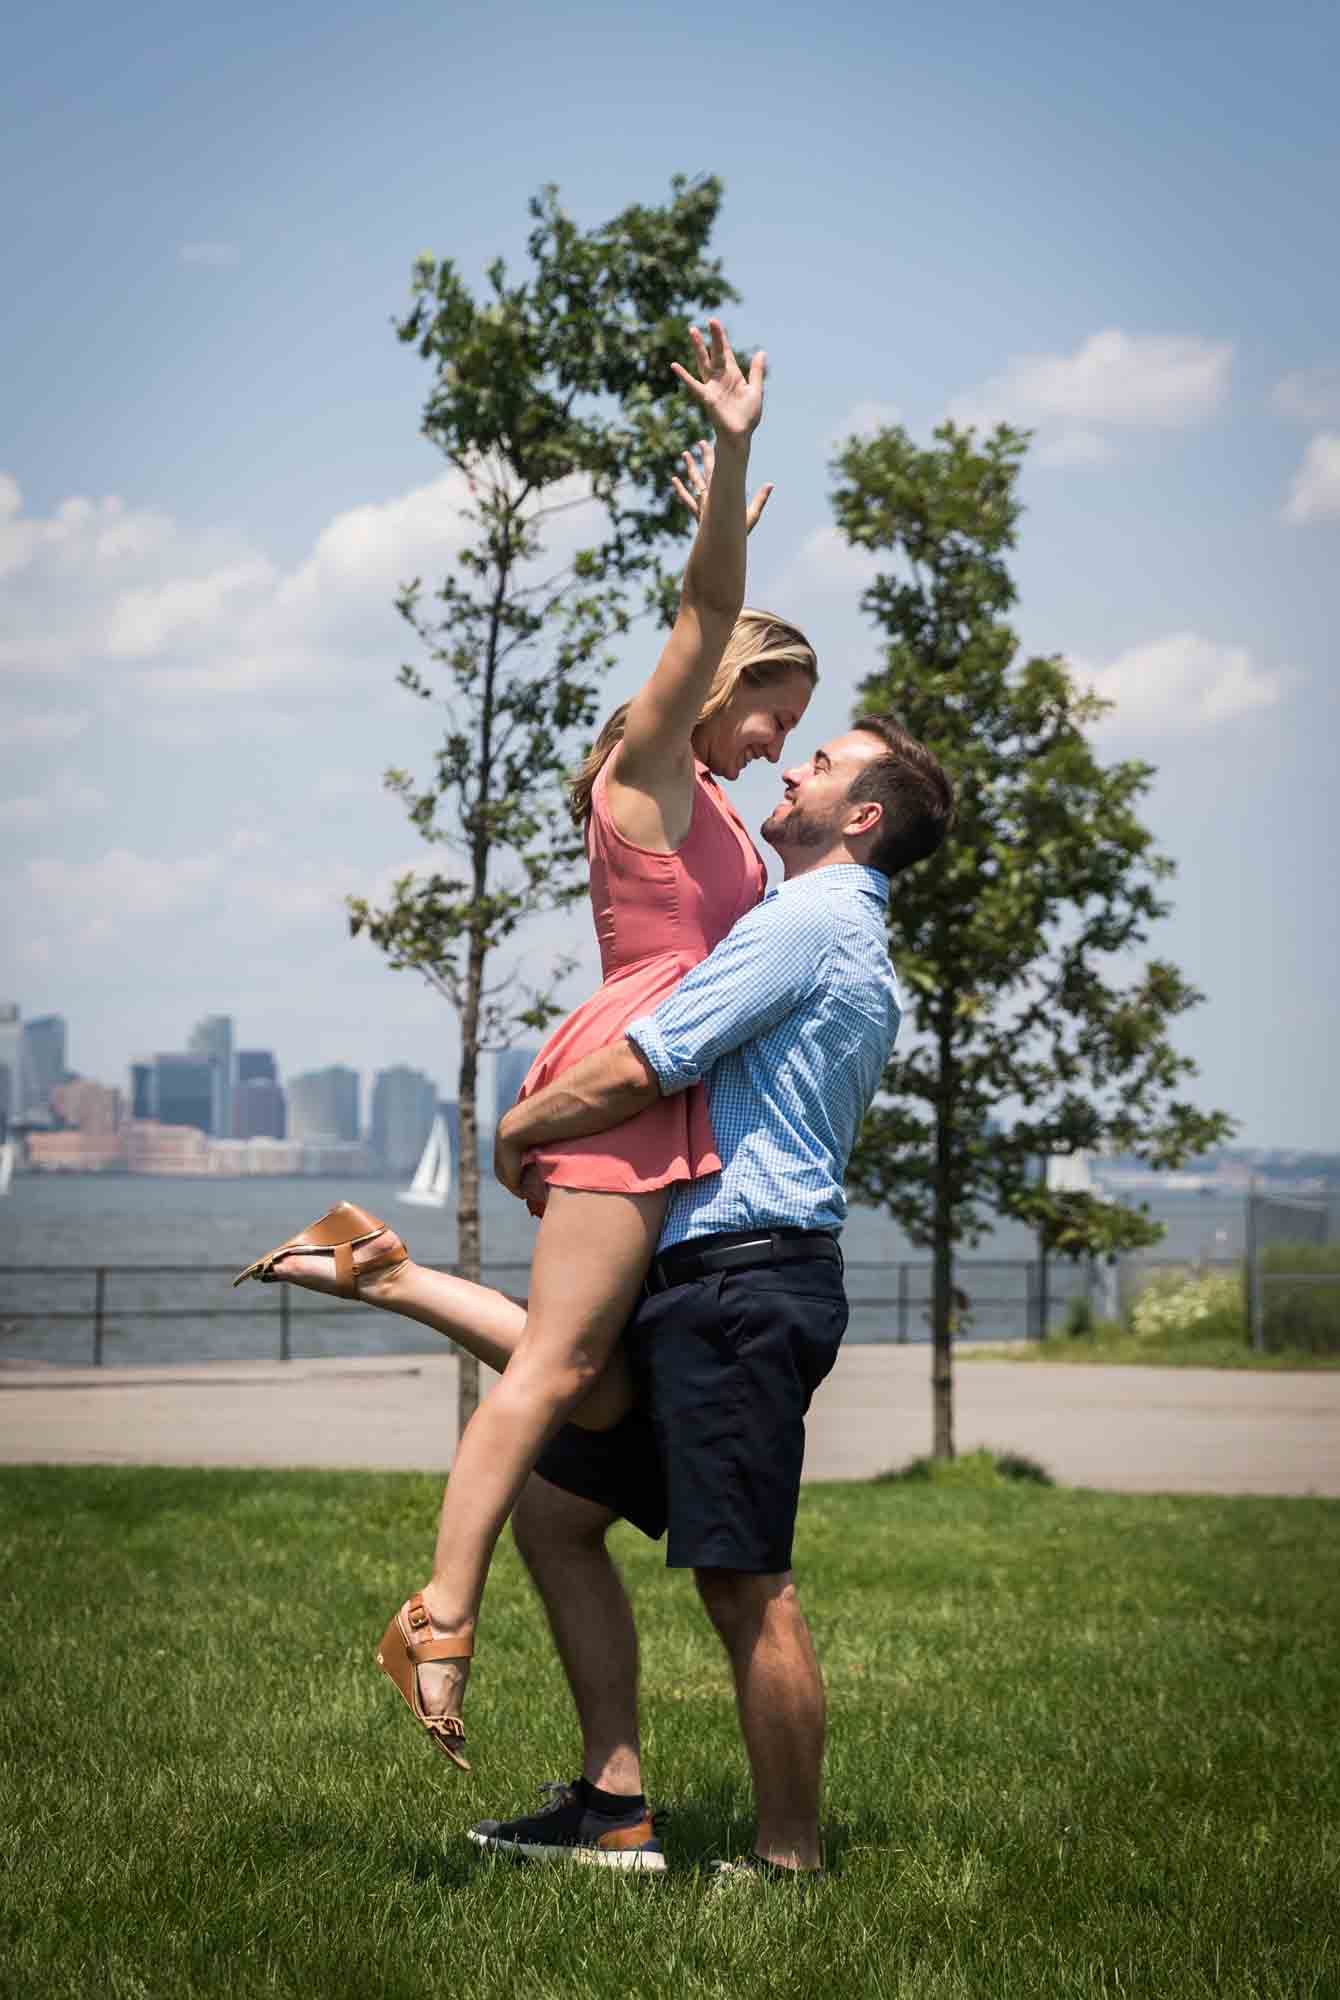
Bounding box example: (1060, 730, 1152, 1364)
(21, 1014, 66, 1112)
(149, 1054, 216, 1135)
(233, 1078, 287, 1140)
(236, 1050, 277, 1086)
(0, 1004, 21, 1137)
(188, 1015, 233, 1137)
(494, 1047, 538, 1129)
(288, 1067, 359, 1144)
(369, 1065, 438, 1175)
(130, 1062, 154, 1120)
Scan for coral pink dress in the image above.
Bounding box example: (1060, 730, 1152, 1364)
(518, 760, 767, 1198)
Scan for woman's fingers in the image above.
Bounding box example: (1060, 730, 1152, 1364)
(674, 441, 762, 524)
(745, 482, 775, 533)
(669, 359, 713, 407)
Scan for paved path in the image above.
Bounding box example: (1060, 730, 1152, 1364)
(1, 1345, 1337, 1496)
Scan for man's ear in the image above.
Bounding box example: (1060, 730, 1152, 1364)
(843, 798, 883, 841)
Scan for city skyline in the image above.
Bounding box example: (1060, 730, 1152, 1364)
(0, 993, 537, 1142)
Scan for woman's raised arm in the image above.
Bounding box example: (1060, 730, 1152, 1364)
(608, 321, 766, 842)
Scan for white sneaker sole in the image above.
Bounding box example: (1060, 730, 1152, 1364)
(466, 1829, 667, 1873)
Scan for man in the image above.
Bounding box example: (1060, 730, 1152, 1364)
(475, 714, 952, 1881)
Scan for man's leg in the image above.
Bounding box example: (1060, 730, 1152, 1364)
(695, 1568, 824, 1872)
(511, 1472, 643, 1797)
(465, 1471, 663, 1868)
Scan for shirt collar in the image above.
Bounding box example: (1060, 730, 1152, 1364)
(767, 862, 891, 906)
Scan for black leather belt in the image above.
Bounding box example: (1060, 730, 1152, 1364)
(644, 1227, 842, 1296)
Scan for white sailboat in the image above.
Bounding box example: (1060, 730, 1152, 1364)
(1046, 1149, 1095, 1195)
(0, 1139, 13, 1197)
(398, 1107, 452, 1208)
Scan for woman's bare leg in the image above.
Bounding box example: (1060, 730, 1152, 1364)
(262, 1230, 635, 1430)
(406, 1185, 667, 1726)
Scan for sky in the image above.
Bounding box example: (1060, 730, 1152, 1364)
(2, 0, 1337, 1145)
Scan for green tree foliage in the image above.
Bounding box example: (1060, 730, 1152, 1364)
(348, 177, 738, 1424)
(833, 421, 1234, 1456)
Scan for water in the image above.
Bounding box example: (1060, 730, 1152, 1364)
(0, 1173, 1246, 1367)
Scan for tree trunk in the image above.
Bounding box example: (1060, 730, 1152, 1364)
(454, 922, 487, 1437)
(931, 1025, 955, 1460)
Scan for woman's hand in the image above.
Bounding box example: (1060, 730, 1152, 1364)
(671, 320, 766, 444)
(672, 438, 774, 534)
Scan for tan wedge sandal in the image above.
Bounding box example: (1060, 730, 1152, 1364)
(232, 1201, 408, 1296)
(376, 1592, 473, 1771)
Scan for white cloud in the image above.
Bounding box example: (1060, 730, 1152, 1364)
(1282, 434, 1340, 524)
(179, 242, 241, 268)
(14, 842, 361, 960)
(828, 400, 902, 448)
(1034, 428, 1115, 469)
(105, 558, 277, 658)
(27, 847, 226, 924)
(949, 329, 1232, 466)
(0, 785, 106, 829)
(1076, 632, 1284, 734)
(1272, 367, 1340, 426)
(0, 466, 487, 703)
(0, 477, 175, 584)
(781, 523, 882, 595)
(7, 709, 93, 745)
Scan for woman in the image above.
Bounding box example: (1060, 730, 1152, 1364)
(235, 323, 817, 1767)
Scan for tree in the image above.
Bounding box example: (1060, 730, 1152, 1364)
(348, 176, 740, 1430)
(832, 422, 1234, 1458)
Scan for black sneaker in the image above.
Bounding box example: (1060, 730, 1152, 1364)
(467, 1781, 668, 1873)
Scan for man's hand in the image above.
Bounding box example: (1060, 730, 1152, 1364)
(672, 438, 773, 534)
(671, 320, 765, 445)
(494, 1118, 527, 1200)
(491, 1040, 661, 1185)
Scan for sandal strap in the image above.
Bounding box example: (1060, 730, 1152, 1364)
(353, 1237, 408, 1294)
(332, 1241, 355, 1297)
(405, 1591, 474, 1662)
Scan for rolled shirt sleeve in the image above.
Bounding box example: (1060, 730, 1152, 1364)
(627, 893, 832, 1096)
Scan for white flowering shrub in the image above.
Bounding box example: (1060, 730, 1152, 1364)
(1129, 1270, 1245, 1344)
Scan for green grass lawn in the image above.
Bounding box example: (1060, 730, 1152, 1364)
(2, 1468, 1338, 2000)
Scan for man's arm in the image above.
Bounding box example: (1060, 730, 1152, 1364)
(494, 893, 833, 1194)
(495, 1040, 660, 1195)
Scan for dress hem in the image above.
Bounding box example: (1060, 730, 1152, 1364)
(526, 1151, 723, 1197)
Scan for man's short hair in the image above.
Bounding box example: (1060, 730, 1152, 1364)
(847, 714, 954, 876)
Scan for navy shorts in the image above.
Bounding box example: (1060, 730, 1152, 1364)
(532, 1254, 849, 1574)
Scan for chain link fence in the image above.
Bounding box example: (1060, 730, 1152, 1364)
(1245, 1192, 1340, 1355)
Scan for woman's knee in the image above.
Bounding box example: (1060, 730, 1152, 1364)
(499, 1342, 607, 1422)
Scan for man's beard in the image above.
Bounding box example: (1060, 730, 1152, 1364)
(761, 799, 841, 852)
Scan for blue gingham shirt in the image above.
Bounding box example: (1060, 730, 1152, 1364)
(627, 864, 902, 1250)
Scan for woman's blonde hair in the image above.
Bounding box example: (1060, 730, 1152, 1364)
(567, 608, 818, 825)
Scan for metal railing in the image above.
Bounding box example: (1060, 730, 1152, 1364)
(0, 1263, 526, 1368)
(0, 1258, 1092, 1367)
